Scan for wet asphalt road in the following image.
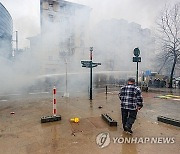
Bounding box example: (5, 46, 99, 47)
(0, 87, 179, 154)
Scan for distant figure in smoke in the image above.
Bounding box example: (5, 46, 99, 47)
(178, 81, 180, 89)
(148, 79, 152, 87)
(157, 78, 160, 88)
(118, 78, 143, 134)
(153, 78, 156, 87)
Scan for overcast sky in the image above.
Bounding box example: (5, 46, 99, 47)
(0, 0, 179, 48)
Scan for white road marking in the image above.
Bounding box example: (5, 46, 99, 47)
(29, 92, 49, 95)
(29, 93, 39, 95)
(0, 100, 8, 102)
(173, 99, 180, 101)
(40, 92, 49, 94)
(8, 94, 21, 96)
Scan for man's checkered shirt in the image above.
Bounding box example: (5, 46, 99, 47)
(119, 84, 143, 110)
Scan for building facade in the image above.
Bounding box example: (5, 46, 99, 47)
(92, 19, 156, 72)
(37, 0, 91, 73)
(0, 3, 13, 58)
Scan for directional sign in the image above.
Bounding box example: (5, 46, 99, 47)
(92, 62, 101, 68)
(81, 61, 101, 68)
(81, 60, 91, 65)
(82, 64, 91, 68)
(81, 62, 101, 68)
(133, 57, 141, 62)
(94, 63, 101, 65)
(81, 60, 91, 68)
(81, 48, 101, 100)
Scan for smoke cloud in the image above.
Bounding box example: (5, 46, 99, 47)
(0, 0, 179, 95)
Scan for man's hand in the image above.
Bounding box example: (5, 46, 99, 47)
(137, 106, 142, 111)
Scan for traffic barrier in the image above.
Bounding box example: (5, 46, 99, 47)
(101, 114, 117, 126)
(157, 116, 180, 127)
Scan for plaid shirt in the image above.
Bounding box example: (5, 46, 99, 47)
(119, 84, 143, 110)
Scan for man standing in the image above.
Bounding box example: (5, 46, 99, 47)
(178, 80, 180, 89)
(119, 78, 143, 134)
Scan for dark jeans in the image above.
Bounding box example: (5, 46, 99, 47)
(121, 108, 137, 129)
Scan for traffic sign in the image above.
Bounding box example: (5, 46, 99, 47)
(81, 61, 101, 68)
(81, 47, 101, 100)
(92, 62, 101, 67)
(145, 70, 151, 76)
(133, 57, 141, 62)
(81, 60, 91, 65)
(134, 48, 140, 57)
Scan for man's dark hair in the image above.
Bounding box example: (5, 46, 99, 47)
(128, 78, 135, 83)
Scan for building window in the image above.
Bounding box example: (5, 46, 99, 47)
(49, 2, 53, 7)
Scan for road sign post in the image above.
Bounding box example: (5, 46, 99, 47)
(90, 47, 93, 100)
(136, 60, 139, 86)
(133, 48, 141, 86)
(81, 47, 101, 100)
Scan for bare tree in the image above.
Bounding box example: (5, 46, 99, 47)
(157, 3, 180, 88)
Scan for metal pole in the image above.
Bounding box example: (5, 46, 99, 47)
(90, 50, 93, 100)
(136, 61, 138, 86)
(65, 59, 67, 95)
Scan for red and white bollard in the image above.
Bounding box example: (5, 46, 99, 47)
(53, 86, 57, 116)
(40, 86, 61, 123)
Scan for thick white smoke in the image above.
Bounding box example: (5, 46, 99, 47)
(0, 0, 178, 95)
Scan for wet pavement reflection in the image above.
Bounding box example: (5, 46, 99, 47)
(0, 88, 179, 154)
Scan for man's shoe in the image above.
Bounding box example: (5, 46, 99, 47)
(123, 127, 127, 132)
(124, 126, 133, 134)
